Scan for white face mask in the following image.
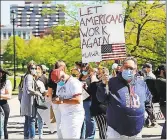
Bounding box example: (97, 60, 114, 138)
(30, 68, 37, 76)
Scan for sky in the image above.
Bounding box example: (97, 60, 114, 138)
(1, 1, 162, 26)
(1, 1, 70, 25)
(1, 1, 24, 25)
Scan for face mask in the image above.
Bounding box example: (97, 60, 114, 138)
(82, 71, 88, 76)
(122, 69, 134, 81)
(57, 80, 65, 86)
(37, 71, 41, 77)
(30, 69, 37, 76)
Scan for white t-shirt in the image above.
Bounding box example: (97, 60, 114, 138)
(36, 80, 46, 94)
(0, 80, 12, 95)
(56, 76, 84, 115)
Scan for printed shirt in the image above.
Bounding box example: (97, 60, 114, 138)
(56, 76, 84, 115)
(106, 76, 152, 136)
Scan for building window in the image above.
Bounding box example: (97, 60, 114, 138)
(23, 32, 26, 39)
(3, 32, 6, 39)
(18, 31, 21, 37)
(27, 32, 30, 39)
(8, 32, 12, 38)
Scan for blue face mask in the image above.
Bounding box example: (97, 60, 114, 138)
(57, 80, 65, 86)
(82, 71, 88, 76)
(122, 69, 134, 81)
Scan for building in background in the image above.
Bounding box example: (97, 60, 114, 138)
(1, 25, 33, 64)
(1, 25, 33, 40)
(10, 2, 65, 37)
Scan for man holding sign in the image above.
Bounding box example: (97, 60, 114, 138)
(96, 57, 153, 138)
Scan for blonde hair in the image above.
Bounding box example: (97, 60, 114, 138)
(54, 60, 66, 72)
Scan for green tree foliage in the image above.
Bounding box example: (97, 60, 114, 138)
(3, 0, 166, 71)
(3, 36, 27, 64)
(123, 0, 166, 67)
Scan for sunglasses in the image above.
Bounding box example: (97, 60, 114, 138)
(30, 68, 37, 70)
(124, 67, 135, 70)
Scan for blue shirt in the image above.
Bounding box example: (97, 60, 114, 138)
(96, 74, 152, 136)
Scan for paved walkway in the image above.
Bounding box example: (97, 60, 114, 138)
(7, 96, 165, 139)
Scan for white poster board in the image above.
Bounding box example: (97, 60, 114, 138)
(79, 3, 125, 63)
(37, 98, 57, 133)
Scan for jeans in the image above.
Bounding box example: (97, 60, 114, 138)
(0, 109, 4, 139)
(160, 105, 166, 139)
(161, 121, 166, 139)
(37, 113, 43, 139)
(0, 102, 10, 139)
(24, 115, 36, 139)
(80, 100, 96, 139)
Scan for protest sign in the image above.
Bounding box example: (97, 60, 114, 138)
(79, 3, 125, 63)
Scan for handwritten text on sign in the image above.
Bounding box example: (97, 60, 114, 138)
(79, 4, 125, 63)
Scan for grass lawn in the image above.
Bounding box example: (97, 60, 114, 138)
(8, 77, 21, 95)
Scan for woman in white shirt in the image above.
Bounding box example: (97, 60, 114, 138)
(0, 68, 12, 139)
(51, 66, 84, 139)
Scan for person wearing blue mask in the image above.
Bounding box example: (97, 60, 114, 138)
(79, 63, 96, 139)
(96, 57, 152, 138)
(51, 65, 84, 139)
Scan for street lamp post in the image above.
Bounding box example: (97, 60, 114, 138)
(11, 10, 16, 91)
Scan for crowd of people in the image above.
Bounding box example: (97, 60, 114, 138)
(0, 56, 166, 139)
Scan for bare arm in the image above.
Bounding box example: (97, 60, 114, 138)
(52, 94, 82, 105)
(0, 80, 12, 100)
(47, 87, 53, 97)
(0, 89, 12, 100)
(63, 94, 81, 104)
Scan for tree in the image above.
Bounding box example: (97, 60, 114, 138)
(3, 36, 27, 65)
(124, 0, 166, 67)
(3, 1, 166, 71)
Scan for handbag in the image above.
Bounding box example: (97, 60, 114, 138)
(34, 79, 48, 110)
(35, 96, 48, 110)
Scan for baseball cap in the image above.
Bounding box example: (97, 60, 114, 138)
(51, 66, 64, 83)
(112, 63, 118, 70)
(41, 65, 49, 71)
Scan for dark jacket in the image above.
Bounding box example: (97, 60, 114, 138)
(39, 74, 48, 89)
(48, 70, 57, 98)
(145, 79, 159, 103)
(155, 76, 166, 106)
(96, 74, 152, 136)
(87, 81, 107, 116)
